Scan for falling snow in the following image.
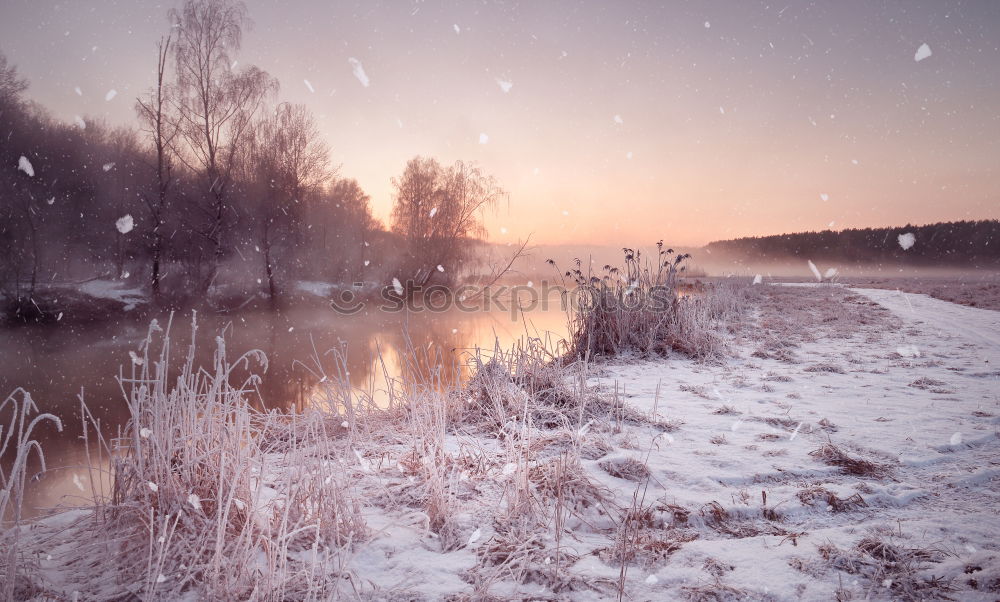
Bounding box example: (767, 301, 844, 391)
(17, 155, 34, 177)
(807, 260, 822, 281)
(914, 43, 932, 62)
(898, 232, 916, 250)
(467, 528, 482, 545)
(104, 89, 117, 101)
(116, 214, 134, 234)
(348, 58, 370, 87)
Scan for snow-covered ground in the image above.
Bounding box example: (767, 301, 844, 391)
(582, 284, 1000, 599)
(76, 279, 147, 311)
(11, 284, 1000, 600)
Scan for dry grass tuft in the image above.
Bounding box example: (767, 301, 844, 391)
(909, 377, 947, 390)
(1, 388, 63, 600)
(805, 363, 847, 374)
(809, 443, 893, 478)
(797, 486, 867, 512)
(698, 501, 789, 539)
(551, 244, 749, 360)
(818, 535, 955, 599)
(597, 527, 697, 568)
(598, 456, 651, 482)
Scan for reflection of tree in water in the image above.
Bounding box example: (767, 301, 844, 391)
(243, 307, 469, 412)
(373, 311, 469, 397)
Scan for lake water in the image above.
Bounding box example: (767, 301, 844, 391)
(1, 298, 570, 518)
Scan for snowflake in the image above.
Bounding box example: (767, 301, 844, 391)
(807, 260, 822, 281)
(116, 214, 134, 234)
(467, 528, 482, 545)
(17, 156, 34, 177)
(914, 43, 932, 62)
(347, 57, 370, 87)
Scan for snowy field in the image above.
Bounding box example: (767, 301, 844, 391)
(8, 283, 1000, 600)
(584, 285, 1000, 599)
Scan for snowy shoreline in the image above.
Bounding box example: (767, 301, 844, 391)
(5, 284, 1000, 600)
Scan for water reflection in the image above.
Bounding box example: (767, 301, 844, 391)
(0, 300, 569, 517)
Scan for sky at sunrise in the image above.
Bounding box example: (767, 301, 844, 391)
(1, 0, 998, 246)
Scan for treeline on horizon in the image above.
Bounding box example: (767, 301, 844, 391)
(703, 220, 1000, 268)
(0, 0, 504, 323)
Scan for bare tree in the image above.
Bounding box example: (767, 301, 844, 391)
(0, 53, 28, 106)
(0, 54, 40, 313)
(135, 34, 178, 299)
(298, 178, 380, 282)
(390, 157, 505, 289)
(169, 0, 277, 292)
(244, 103, 331, 299)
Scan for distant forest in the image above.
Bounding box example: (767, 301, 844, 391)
(704, 220, 1000, 268)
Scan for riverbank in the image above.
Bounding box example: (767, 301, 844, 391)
(4, 284, 999, 600)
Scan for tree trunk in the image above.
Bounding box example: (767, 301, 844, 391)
(151, 235, 161, 298)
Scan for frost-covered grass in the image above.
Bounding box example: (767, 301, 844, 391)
(555, 244, 751, 360)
